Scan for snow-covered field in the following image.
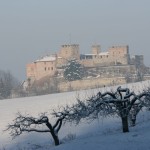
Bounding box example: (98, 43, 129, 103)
(1, 81, 150, 150)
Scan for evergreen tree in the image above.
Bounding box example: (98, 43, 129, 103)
(63, 59, 85, 81)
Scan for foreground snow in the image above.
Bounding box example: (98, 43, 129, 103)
(0, 80, 150, 150)
(52, 117, 150, 150)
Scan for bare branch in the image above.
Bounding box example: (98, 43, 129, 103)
(54, 86, 150, 132)
(6, 112, 65, 146)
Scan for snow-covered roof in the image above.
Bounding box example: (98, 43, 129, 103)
(35, 55, 56, 62)
(83, 52, 109, 56)
(99, 52, 109, 56)
(57, 56, 63, 59)
(84, 54, 96, 56)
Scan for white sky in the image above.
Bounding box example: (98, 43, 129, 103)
(0, 0, 150, 81)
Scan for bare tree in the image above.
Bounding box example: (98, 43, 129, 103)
(0, 70, 19, 99)
(128, 103, 142, 126)
(56, 86, 150, 133)
(128, 87, 150, 126)
(6, 112, 65, 146)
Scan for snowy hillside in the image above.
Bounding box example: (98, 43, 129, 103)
(1, 80, 150, 150)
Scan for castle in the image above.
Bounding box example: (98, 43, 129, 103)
(26, 44, 146, 85)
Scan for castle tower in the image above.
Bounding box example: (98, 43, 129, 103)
(58, 44, 80, 60)
(108, 45, 130, 65)
(92, 45, 101, 55)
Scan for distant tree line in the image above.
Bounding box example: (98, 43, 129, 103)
(0, 70, 19, 99)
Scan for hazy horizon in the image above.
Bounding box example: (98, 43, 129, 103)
(0, 0, 150, 81)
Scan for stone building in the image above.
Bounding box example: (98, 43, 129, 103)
(130, 55, 144, 66)
(57, 44, 80, 68)
(80, 45, 130, 67)
(26, 55, 57, 82)
(26, 44, 145, 83)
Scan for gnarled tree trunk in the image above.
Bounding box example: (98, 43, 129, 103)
(121, 116, 129, 132)
(50, 131, 60, 146)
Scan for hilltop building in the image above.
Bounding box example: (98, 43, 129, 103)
(26, 44, 146, 85)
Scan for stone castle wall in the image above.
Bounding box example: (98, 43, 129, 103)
(58, 77, 126, 92)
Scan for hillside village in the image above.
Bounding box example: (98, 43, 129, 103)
(25, 44, 150, 94)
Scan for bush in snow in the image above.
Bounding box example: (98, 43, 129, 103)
(63, 59, 85, 81)
(61, 133, 76, 143)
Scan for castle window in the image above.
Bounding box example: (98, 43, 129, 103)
(45, 67, 46, 71)
(51, 67, 53, 70)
